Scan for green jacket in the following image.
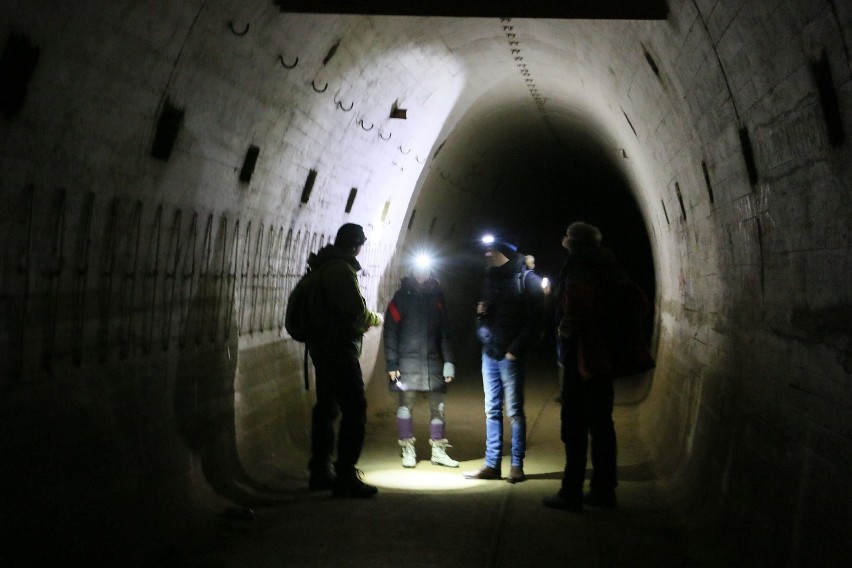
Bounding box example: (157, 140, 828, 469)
(307, 244, 381, 348)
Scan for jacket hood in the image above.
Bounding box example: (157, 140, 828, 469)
(307, 244, 361, 272)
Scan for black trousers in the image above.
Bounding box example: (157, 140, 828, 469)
(559, 354, 617, 498)
(307, 339, 367, 474)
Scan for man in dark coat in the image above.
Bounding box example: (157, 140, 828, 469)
(305, 223, 383, 498)
(464, 236, 544, 483)
(384, 256, 458, 468)
(543, 221, 626, 511)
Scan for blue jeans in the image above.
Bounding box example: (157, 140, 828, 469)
(481, 352, 526, 468)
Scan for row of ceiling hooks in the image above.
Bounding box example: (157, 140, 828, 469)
(501, 18, 547, 112)
(226, 17, 417, 159)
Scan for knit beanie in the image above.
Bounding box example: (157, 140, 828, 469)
(335, 223, 367, 247)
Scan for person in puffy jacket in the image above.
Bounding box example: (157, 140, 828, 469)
(383, 255, 458, 468)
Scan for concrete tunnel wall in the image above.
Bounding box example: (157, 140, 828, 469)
(0, 0, 850, 565)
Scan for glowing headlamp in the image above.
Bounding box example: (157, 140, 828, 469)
(414, 253, 433, 270)
(481, 234, 495, 245)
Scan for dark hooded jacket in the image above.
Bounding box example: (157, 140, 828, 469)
(384, 276, 453, 392)
(556, 246, 652, 379)
(305, 244, 382, 351)
(477, 253, 544, 360)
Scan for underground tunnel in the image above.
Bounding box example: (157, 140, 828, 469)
(0, 1, 850, 566)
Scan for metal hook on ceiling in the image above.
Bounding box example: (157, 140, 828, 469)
(334, 95, 354, 111)
(379, 130, 392, 141)
(311, 80, 328, 93)
(398, 146, 410, 155)
(278, 54, 299, 69)
(358, 119, 373, 131)
(415, 156, 425, 164)
(228, 20, 250, 36)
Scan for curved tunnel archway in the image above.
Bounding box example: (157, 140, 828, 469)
(0, 1, 850, 565)
(397, 97, 656, 385)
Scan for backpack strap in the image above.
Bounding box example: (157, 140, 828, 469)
(516, 268, 532, 294)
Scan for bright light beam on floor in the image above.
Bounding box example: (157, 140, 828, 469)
(365, 464, 489, 491)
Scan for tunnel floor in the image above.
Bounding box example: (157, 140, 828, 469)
(161, 353, 722, 567)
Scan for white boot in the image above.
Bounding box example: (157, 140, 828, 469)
(399, 438, 417, 468)
(430, 439, 459, 468)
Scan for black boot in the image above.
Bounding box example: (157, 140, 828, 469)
(308, 460, 336, 491)
(332, 468, 378, 498)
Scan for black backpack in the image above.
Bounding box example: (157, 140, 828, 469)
(284, 268, 318, 342)
(606, 278, 656, 378)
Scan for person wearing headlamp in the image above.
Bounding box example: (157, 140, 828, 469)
(464, 235, 544, 483)
(383, 251, 459, 469)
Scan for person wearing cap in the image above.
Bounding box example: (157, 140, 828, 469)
(304, 223, 384, 498)
(542, 221, 648, 511)
(464, 236, 544, 483)
(384, 253, 459, 469)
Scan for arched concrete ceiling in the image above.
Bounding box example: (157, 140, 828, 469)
(1, 0, 850, 564)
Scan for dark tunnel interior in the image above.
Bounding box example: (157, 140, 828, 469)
(403, 107, 656, 377)
(1, 1, 850, 565)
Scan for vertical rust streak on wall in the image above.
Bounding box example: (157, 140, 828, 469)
(274, 226, 285, 331)
(71, 192, 94, 366)
(44, 188, 66, 373)
(162, 209, 182, 351)
(97, 200, 119, 363)
(119, 201, 142, 359)
(212, 216, 228, 343)
(224, 219, 240, 340)
(238, 221, 251, 334)
(198, 214, 213, 345)
(12, 185, 35, 378)
(142, 205, 162, 355)
(179, 212, 198, 348)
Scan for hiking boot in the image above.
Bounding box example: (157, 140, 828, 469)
(584, 490, 617, 509)
(332, 469, 378, 498)
(542, 490, 583, 512)
(463, 465, 501, 480)
(308, 461, 336, 491)
(399, 438, 417, 468)
(429, 439, 459, 468)
(507, 465, 526, 484)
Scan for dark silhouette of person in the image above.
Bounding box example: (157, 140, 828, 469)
(305, 223, 383, 498)
(544, 221, 634, 511)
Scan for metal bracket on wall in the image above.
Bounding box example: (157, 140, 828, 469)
(278, 54, 299, 69)
(228, 20, 250, 36)
(335, 98, 354, 111)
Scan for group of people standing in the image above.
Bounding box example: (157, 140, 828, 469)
(299, 221, 650, 512)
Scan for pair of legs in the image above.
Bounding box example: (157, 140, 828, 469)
(396, 390, 458, 468)
(558, 362, 617, 503)
(396, 390, 447, 440)
(307, 340, 367, 481)
(480, 352, 526, 470)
